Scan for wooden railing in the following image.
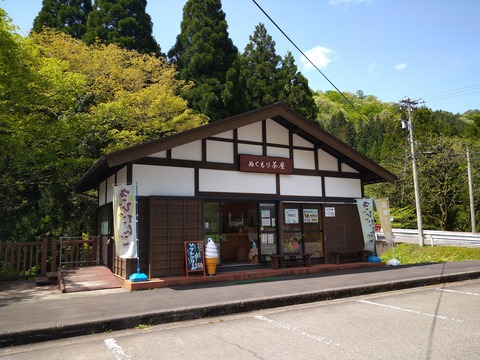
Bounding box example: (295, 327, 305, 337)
(0, 237, 99, 279)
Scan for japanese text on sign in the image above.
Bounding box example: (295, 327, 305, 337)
(239, 155, 293, 174)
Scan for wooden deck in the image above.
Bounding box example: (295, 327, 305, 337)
(58, 266, 123, 293)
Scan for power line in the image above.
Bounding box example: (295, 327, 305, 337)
(251, 0, 371, 123)
(416, 84, 480, 104)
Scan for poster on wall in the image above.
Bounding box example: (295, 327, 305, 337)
(113, 184, 137, 259)
(303, 209, 319, 223)
(325, 207, 336, 217)
(285, 209, 299, 224)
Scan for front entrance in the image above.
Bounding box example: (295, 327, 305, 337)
(204, 201, 280, 266)
(282, 204, 324, 258)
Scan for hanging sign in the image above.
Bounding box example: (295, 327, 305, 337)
(375, 198, 394, 244)
(113, 184, 137, 259)
(356, 198, 375, 252)
(239, 155, 293, 174)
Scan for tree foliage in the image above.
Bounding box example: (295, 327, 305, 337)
(32, 0, 92, 39)
(239, 24, 318, 119)
(1, 25, 206, 242)
(168, 0, 239, 121)
(84, 0, 160, 55)
(314, 90, 480, 232)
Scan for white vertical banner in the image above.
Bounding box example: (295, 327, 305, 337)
(374, 198, 394, 244)
(356, 198, 375, 252)
(113, 184, 137, 259)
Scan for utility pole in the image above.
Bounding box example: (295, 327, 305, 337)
(466, 148, 476, 234)
(400, 98, 424, 246)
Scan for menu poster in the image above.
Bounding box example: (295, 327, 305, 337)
(184, 241, 205, 277)
(303, 209, 319, 223)
(285, 209, 299, 224)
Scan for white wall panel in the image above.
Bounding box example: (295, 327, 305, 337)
(293, 134, 313, 148)
(238, 122, 262, 142)
(98, 180, 106, 206)
(280, 175, 322, 196)
(267, 146, 290, 158)
(341, 163, 359, 173)
(149, 150, 166, 158)
(215, 130, 234, 139)
(134, 165, 195, 196)
(324, 177, 361, 198)
(238, 143, 263, 155)
(266, 118, 289, 145)
(293, 149, 316, 170)
(206, 140, 234, 163)
(318, 149, 339, 171)
(171, 140, 202, 161)
(106, 175, 115, 204)
(117, 166, 127, 185)
(199, 169, 276, 194)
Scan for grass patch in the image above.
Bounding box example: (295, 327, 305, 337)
(379, 243, 480, 265)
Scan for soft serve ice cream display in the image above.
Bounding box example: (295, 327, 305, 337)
(205, 238, 219, 275)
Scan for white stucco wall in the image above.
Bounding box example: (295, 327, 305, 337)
(199, 169, 276, 194)
(134, 165, 195, 196)
(324, 177, 362, 198)
(206, 140, 234, 163)
(280, 174, 323, 197)
(171, 140, 202, 161)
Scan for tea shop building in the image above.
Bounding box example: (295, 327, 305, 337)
(75, 103, 396, 279)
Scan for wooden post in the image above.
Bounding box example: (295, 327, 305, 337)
(41, 238, 48, 276)
(51, 238, 57, 272)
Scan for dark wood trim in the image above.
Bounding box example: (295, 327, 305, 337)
(262, 120, 267, 156)
(126, 163, 133, 184)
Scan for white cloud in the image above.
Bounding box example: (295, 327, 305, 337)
(300, 46, 335, 72)
(394, 63, 407, 71)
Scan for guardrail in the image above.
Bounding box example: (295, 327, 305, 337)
(376, 229, 480, 247)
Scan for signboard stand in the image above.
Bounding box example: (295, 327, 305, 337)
(184, 241, 206, 277)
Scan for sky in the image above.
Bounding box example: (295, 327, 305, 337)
(1, 0, 479, 114)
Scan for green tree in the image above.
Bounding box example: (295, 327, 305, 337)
(277, 51, 318, 119)
(240, 23, 281, 110)
(322, 110, 355, 147)
(168, 0, 239, 121)
(32, 0, 92, 39)
(1, 27, 206, 242)
(84, 0, 160, 55)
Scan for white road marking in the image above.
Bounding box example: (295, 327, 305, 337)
(254, 315, 346, 348)
(104, 338, 132, 360)
(357, 299, 463, 323)
(436, 288, 480, 296)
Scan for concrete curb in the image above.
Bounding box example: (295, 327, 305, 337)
(2, 270, 479, 348)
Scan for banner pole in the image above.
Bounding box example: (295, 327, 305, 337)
(129, 183, 148, 282)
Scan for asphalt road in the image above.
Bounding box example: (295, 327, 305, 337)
(2, 279, 479, 360)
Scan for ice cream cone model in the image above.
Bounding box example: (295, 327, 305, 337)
(205, 238, 219, 276)
(205, 257, 218, 275)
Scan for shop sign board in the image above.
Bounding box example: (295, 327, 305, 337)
(239, 155, 293, 174)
